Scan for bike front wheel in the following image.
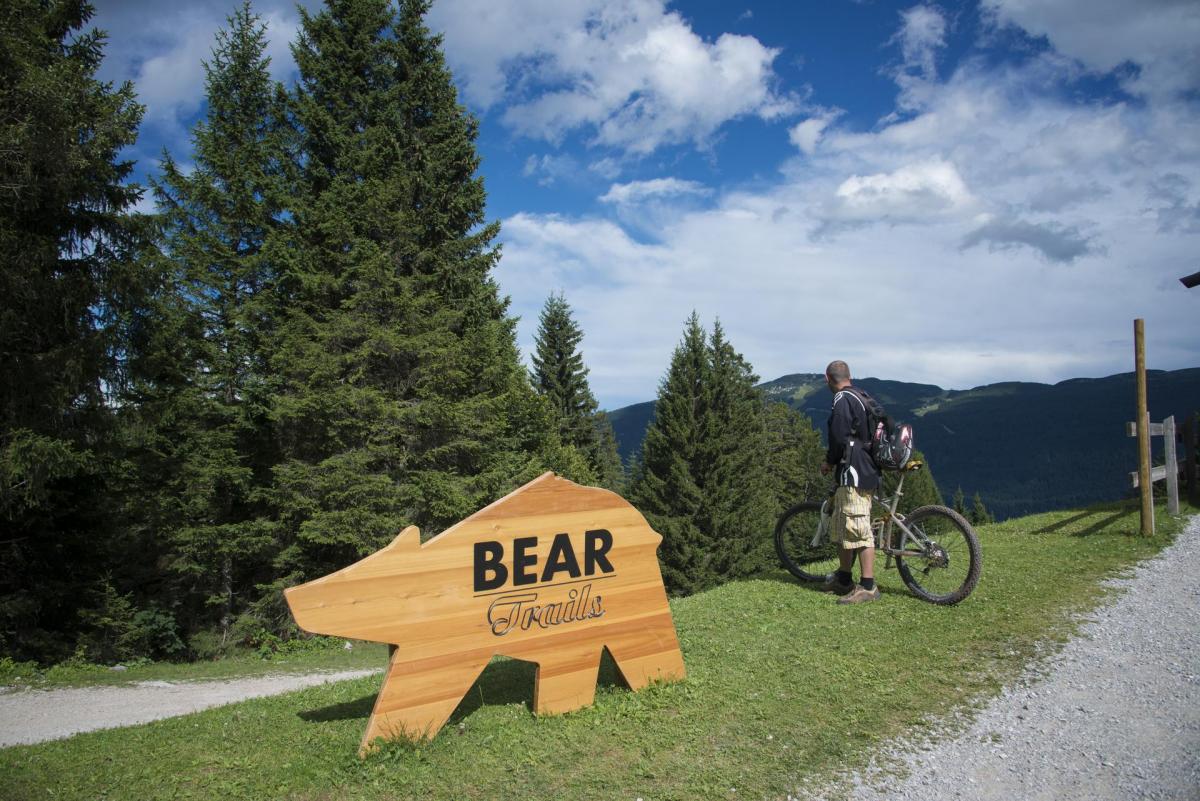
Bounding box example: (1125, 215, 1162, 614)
(893, 505, 981, 605)
(775, 501, 839, 582)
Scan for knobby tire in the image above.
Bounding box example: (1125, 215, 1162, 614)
(893, 504, 982, 605)
(774, 501, 835, 583)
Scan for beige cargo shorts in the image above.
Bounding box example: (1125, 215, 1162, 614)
(832, 485, 874, 549)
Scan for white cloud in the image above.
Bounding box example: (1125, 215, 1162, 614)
(600, 178, 711, 205)
(588, 158, 623, 180)
(822, 159, 975, 227)
(523, 153, 583, 187)
(895, 4, 948, 81)
(428, 0, 798, 154)
(788, 110, 842, 156)
(497, 9, 1200, 408)
(889, 4, 949, 111)
(1027, 181, 1110, 213)
(128, 13, 221, 126)
(983, 0, 1200, 98)
(1149, 174, 1200, 234)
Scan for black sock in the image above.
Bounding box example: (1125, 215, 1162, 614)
(835, 570, 853, 586)
(861, 577, 876, 591)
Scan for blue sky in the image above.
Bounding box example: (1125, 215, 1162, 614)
(93, 0, 1200, 409)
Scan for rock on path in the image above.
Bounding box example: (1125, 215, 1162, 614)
(798, 514, 1200, 801)
(0, 669, 381, 747)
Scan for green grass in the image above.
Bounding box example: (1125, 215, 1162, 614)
(1, 500, 1193, 801)
(0, 639, 390, 690)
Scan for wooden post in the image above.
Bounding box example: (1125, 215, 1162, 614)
(1134, 320, 1153, 536)
(1184, 416, 1197, 503)
(1164, 415, 1179, 515)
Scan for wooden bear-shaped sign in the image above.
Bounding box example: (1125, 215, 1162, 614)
(285, 472, 686, 753)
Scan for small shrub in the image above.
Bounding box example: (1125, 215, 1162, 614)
(0, 656, 41, 686)
(188, 630, 228, 661)
(42, 645, 107, 683)
(125, 608, 186, 660)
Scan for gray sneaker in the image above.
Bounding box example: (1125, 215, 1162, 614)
(837, 585, 881, 605)
(819, 573, 854, 595)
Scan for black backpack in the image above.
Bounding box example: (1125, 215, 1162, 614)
(846, 387, 914, 471)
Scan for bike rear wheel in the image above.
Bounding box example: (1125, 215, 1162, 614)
(775, 502, 839, 582)
(893, 505, 981, 605)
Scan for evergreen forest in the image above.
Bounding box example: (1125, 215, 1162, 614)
(1, 0, 841, 666)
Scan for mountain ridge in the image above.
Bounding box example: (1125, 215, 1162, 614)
(608, 367, 1200, 519)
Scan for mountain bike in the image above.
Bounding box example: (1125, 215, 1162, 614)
(774, 461, 982, 605)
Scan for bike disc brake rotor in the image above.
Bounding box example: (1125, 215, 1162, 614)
(922, 541, 949, 570)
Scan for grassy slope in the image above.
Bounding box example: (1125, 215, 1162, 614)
(1, 500, 1193, 801)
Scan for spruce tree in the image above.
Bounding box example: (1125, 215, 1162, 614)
(630, 315, 780, 594)
(763, 401, 824, 510)
(970, 492, 992, 525)
(590, 412, 626, 492)
(952, 486, 966, 516)
(629, 314, 710, 594)
(131, 2, 289, 643)
(270, 0, 553, 586)
(695, 321, 777, 577)
(0, 0, 146, 661)
(530, 293, 623, 490)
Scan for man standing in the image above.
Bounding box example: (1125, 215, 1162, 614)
(819, 360, 881, 604)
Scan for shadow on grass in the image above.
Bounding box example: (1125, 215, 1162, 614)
(1072, 509, 1136, 537)
(754, 569, 909, 599)
(446, 650, 629, 725)
(297, 650, 631, 727)
(753, 569, 829, 593)
(1029, 509, 1095, 535)
(1028, 505, 1136, 538)
(299, 693, 377, 723)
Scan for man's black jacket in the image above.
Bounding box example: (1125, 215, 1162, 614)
(825, 386, 881, 491)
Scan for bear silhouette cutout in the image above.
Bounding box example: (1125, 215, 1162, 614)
(285, 472, 686, 754)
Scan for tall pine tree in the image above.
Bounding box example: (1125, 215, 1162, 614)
(530, 293, 623, 490)
(0, 0, 146, 661)
(269, 0, 553, 590)
(629, 314, 710, 594)
(131, 2, 290, 644)
(970, 492, 992, 525)
(630, 315, 780, 594)
(694, 321, 777, 578)
(951, 486, 966, 516)
(763, 401, 824, 512)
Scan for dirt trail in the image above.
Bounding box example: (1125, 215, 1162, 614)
(798, 514, 1200, 801)
(0, 668, 380, 747)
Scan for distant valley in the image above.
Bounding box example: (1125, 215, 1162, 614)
(608, 368, 1200, 520)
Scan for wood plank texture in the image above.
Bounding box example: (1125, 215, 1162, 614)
(1126, 421, 1165, 437)
(1128, 459, 1185, 488)
(1165, 416, 1179, 515)
(284, 473, 686, 754)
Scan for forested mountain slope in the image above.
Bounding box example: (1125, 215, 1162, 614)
(610, 368, 1200, 519)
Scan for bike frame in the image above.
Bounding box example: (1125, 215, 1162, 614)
(818, 467, 933, 569)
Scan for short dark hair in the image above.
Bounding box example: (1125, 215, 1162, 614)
(825, 360, 850, 383)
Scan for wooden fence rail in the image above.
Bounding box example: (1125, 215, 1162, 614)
(1126, 415, 1194, 530)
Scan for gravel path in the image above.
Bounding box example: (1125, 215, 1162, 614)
(0, 668, 381, 747)
(798, 514, 1200, 801)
